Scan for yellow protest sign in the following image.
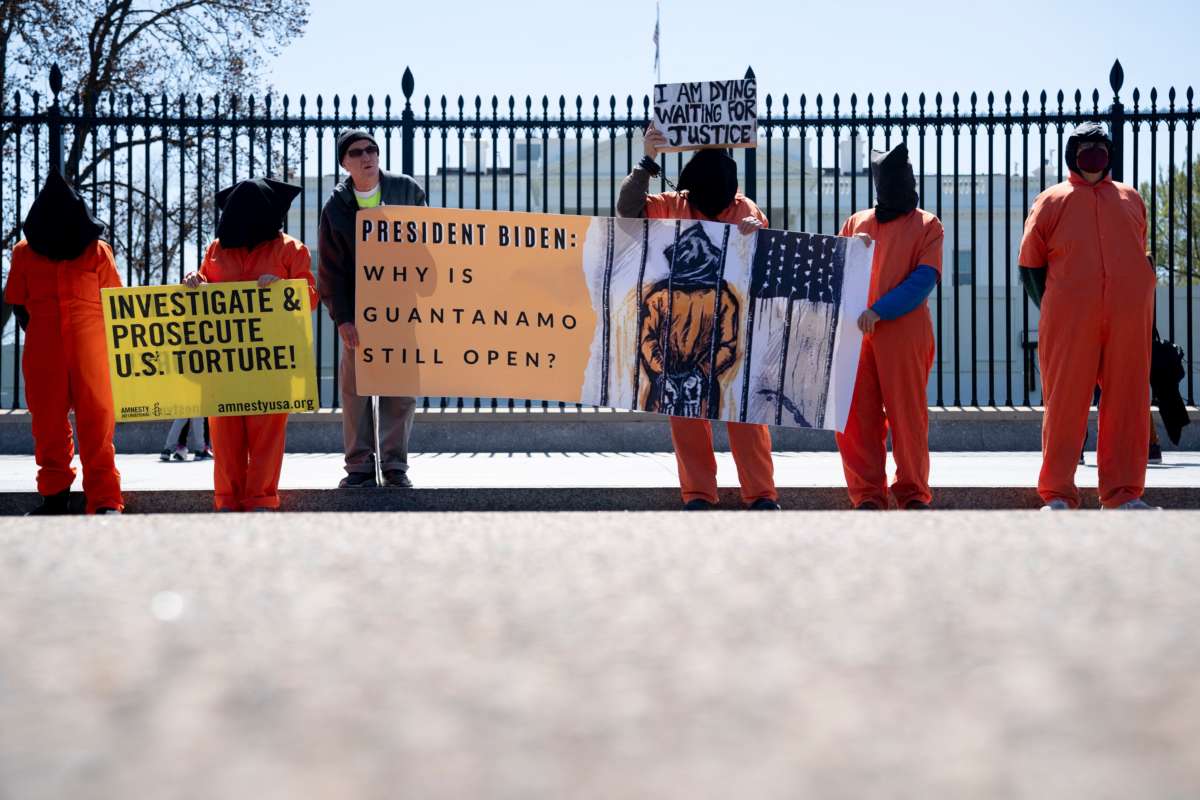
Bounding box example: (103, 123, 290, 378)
(102, 279, 317, 421)
(355, 207, 871, 431)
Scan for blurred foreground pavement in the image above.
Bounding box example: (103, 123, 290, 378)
(2, 511, 1199, 799)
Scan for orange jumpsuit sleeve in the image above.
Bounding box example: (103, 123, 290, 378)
(838, 217, 854, 238)
(95, 243, 123, 289)
(197, 241, 220, 282)
(1018, 195, 1052, 268)
(286, 243, 319, 310)
(1135, 192, 1148, 249)
(917, 218, 945, 274)
(644, 193, 670, 219)
(4, 249, 28, 305)
(639, 291, 666, 374)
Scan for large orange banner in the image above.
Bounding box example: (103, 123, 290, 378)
(355, 207, 871, 431)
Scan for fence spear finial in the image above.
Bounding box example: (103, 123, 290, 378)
(402, 68, 415, 100)
(1109, 59, 1124, 100)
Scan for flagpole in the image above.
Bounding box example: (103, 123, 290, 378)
(654, 0, 661, 83)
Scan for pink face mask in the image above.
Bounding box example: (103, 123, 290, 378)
(1076, 146, 1110, 173)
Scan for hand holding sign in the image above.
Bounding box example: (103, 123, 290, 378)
(339, 322, 359, 349)
(737, 216, 763, 236)
(643, 123, 668, 158)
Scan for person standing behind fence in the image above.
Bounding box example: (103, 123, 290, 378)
(836, 143, 944, 510)
(184, 178, 317, 512)
(617, 125, 781, 511)
(160, 417, 210, 462)
(319, 129, 426, 489)
(3, 171, 124, 515)
(1018, 121, 1159, 510)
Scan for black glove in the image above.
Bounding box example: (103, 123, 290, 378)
(1018, 266, 1047, 308)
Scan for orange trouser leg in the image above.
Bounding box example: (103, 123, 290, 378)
(1096, 322, 1151, 508)
(1038, 319, 1102, 508)
(877, 326, 935, 508)
(836, 338, 889, 508)
(241, 413, 288, 510)
(69, 358, 122, 514)
(24, 349, 76, 498)
(670, 417, 720, 504)
(726, 422, 777, 504)
(210, 415, 248, 511)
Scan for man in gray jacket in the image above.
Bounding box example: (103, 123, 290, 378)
(318, 129, 426, 488)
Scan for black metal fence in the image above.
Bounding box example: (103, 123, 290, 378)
(1, 61, 1196, 412)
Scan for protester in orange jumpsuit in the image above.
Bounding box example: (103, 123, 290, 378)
(184, 178, 316, 512)
(836, 143, 944, 510)
(618, 125, 780, 511)
(1018, 122, 1157, 510)
(3, 171, 124, 515)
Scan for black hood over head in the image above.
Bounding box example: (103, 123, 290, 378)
(1065, 121, 1112, 179)
(678, 148, 739, 220)
(22, 170, 106, 261)
(663, 222, 725, 289)
(215, 178, 302, 250)
(871, 142, 919, 223)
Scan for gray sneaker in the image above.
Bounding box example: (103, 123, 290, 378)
(1106, 498, 1163, 511)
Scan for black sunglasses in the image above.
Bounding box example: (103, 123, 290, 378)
(347, 144, 379, 159)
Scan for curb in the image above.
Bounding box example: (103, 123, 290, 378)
(2, 407, 1197, 454)
(3, 486, 1197, 515)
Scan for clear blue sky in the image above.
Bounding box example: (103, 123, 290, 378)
(268, 0, 1200, 110)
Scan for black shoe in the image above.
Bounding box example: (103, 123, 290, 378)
(382, 470, 413, 488)
(26, 489, 71, 516)
(1149, 443, 1163, 464)
(683, 498, 715, 511)
(192, 447, 214, 461)
(904, 500, 931, 510)
(748, 498, 782, 510)
(96, 508, 122, 515)
(338, 472, 377, 489)
(159, 448, 174, 462)
(854, 500, 883, 511)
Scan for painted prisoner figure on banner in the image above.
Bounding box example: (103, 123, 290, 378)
(639, 223, 740, 419)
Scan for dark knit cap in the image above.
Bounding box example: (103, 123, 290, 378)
(337, 129, 378, 163)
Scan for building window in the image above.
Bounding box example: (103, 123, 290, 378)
(954, 250, 974, 286)
(516, 142, 542, 164)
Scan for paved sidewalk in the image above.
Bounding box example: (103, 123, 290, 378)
(2, 451, 1199, 492)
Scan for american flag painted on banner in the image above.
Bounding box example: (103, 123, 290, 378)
(577, 214, 869, 431)
(741, 230, 848, 427)
(750, 230, 846, 307)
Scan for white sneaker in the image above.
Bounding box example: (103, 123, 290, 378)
(1105, 498, 1163, 511)
(1040, 499, 1072, 511)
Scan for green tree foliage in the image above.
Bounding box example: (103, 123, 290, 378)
(1140, 156, 1200, 286)
(1, 0, 310, 326)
